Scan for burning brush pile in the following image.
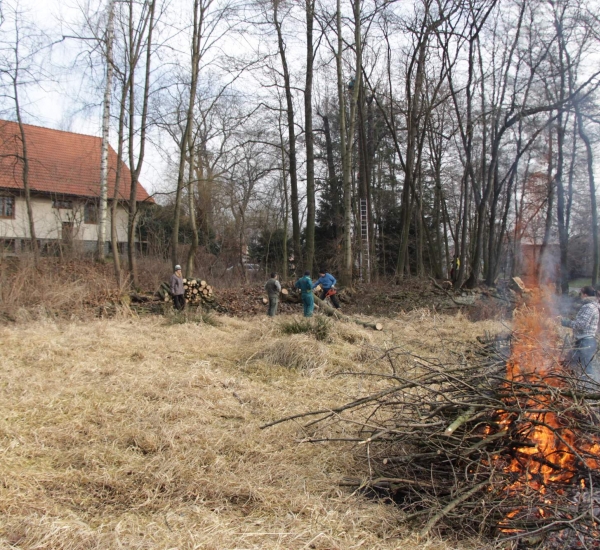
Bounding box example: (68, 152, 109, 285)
(269, 293, 600, 547)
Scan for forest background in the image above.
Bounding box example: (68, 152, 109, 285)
(1, 0, 600, 292)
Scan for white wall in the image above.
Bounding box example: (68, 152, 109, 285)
(0, 196, 131, 242)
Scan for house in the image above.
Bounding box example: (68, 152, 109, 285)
(0, 120, 153, 255)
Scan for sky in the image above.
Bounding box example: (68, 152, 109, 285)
(1, 0, 187, 197)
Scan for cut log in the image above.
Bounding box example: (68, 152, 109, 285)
(313, 295, 383, 331)
(510, 277, 528, 294)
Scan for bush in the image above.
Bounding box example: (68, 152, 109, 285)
(278, 316, 332, 342)
(165, 310, 220, 327)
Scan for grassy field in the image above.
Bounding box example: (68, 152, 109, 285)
(0, 310, 505, 549)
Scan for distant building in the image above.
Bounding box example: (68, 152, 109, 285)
(518, 240, 561, 283)
(0, 120, 153, 255)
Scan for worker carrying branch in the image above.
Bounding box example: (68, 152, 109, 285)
(313, 268, 341, 309)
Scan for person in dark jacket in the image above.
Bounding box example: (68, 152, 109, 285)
(170, 265, 185, 311)
(264, 272, 281, 317)
(295, 271, 314, 317)
(562, 285, 600, 386)
(312, 269, 341, 309)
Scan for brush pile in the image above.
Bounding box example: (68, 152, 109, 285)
(266, 305, 600, 546)
(212, 286, 298, 316)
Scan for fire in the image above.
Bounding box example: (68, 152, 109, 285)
(494, 286, 600, 534)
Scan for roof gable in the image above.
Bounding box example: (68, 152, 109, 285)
(0, 120, 153, 203)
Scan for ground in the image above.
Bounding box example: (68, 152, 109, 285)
(0, 310, 505, 550)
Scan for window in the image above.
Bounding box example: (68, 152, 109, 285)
(0, 239, 15, 253)
(0, 196, 15, 219)
(52, 198, 73, 209)
(84, 203, 98, 224)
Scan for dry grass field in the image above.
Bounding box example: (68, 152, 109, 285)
(0, 310, 505, 549)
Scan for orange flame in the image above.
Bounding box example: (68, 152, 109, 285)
(498, 286, 600, 491)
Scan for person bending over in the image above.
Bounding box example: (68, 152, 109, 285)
(312, 268, 341, 309)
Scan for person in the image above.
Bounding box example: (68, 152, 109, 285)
(561, 286, 600, 386)
(312, 268, 341, 309)
(295, 270, 314, 317)
(170, 265, 185, 311)
(264, 272, 281, 317)
(450, 255, 460, 280)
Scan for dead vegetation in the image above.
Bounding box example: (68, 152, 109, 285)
(0, 311, 504, 549)
(264, 304, 600, 548)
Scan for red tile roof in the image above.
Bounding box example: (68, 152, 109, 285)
(0, 120, 153, 203)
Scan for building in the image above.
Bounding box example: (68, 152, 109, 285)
(0, 120, 153, 255)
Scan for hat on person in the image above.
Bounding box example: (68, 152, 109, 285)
(174, 265, 181, 271)
(304, 270, 311, 276)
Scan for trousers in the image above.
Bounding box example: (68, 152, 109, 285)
(172, 294, 185, 311)
(301, 293, 314, 317)
(267, 295, 279, 317)
(566, 337, 600, 389)
(320, 288, 341, 308)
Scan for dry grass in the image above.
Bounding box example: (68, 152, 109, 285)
(0, 257, 124, 321)
(0, 311, 505, 549)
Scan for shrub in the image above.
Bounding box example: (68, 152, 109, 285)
(278, 316, 332, 341)
(165, 310, 220, 327)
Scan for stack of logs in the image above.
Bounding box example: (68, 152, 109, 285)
(158, 278, 217, 308)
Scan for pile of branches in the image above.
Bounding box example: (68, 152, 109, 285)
(265, 336, 600, 546)
(214, 285, 298, 316)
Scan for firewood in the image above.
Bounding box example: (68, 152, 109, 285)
(313, 294, 383, 330)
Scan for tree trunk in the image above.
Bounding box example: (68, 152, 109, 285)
(575, 106, 599, 285)
(185, 137, 200, 277)
(304, 0, 316, 273)
(172, 0, 203, 271)
(273, 0, 301, 271)
(98, 0, 116, 261)
(14, 81, 38, 266)
(111, 80, 129, 287)
(127, 0, 156, 286)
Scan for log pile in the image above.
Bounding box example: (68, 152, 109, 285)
(264, 308, 600, 546)
(157, 279, 227, 312)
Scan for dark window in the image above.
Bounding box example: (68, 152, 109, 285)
(52, 199, 73, 209)
(0, 196, 15, 218)
(84, 203, 98, 224)
(0, 239, 15, 253)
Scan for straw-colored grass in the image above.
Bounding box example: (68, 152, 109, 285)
(0, 311, 504, 549)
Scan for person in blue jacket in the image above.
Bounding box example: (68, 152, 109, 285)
(295, 271, 314, 317)
(313, 268, 341, 309)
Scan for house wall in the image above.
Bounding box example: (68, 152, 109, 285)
(0, 195, 131, 251)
